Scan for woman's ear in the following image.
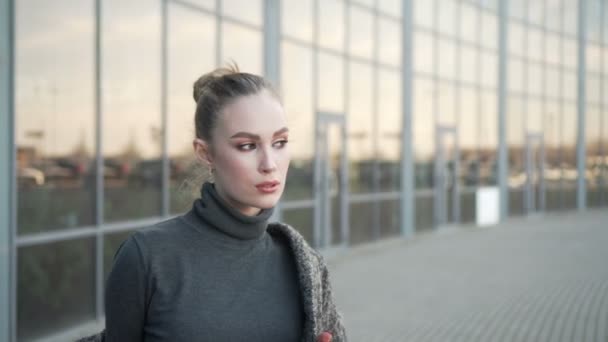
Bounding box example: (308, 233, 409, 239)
(193, 138, 213, 168)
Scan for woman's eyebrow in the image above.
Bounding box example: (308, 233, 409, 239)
(230, 127, 289, 140)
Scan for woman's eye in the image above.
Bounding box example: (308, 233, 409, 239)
(237, 143, 256, 151)
(273, 140, 288, 148)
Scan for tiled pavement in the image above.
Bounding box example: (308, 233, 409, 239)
(326, 210, 608, 342)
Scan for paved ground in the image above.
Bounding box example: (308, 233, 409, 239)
(326, 210, 608, 342)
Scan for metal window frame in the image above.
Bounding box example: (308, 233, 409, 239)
(577, 0, 587, 210)
(1, 0, 15, 340)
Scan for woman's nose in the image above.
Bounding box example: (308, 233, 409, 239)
(259, 149, 277, 173)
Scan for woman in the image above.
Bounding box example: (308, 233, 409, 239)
(80, 65, 346, 342)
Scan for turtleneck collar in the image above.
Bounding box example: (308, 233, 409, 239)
(191, 182, 274, 240)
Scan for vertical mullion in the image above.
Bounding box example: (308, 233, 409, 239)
(343, 0, 351, 245)
(0, 0, 15, 339)
(372, 0, 380, 239)
(216, 0, 222, 66)
(497, 0, 509, 220)
(94, 0, 104, 320)
(577, 0, 587, 210)
(161, 0, 170, 217)
(401, 0, 414, 236)
(312, 0, 320, 249)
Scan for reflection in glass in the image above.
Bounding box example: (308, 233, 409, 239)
(350, 201, 375, 244)
(460, 47, 477, 85)
(545, 33, 560, 65)
(379, 199, 400, 238)
(281, 0, 313, 42)
(18, 238, 96, 340)
(459, 86, 478, 188)
(527, 28, 543, 62)
(318, 52, 344, 112)
(378, 70, 401, 192)
(508, 22, 524, 57)
(586, 107, 602, 207)
(349, 6, 374, 60)
(348, 62, 373, 193)
(319, 0, 344, 51)
(223, 0, 262, 26)
(222, 23, 263, 74)
(508, 58, 523, 93)
(437, 81, 455, 125)
(168, 8, 216, 214)
(282, 208, 314, 245)
(16, 0, 95, 234)
(415, 193, 434, 231)
(544, 102, 562, 211)
(282, 42, 314, 200)
(507, 96, 524, 215)
(413, 77, 434, 189)
(562, 103, 578, 209)
(480, 91, 498, 185)
(103, 0, 162, 222)
(545, 67, 560, 99)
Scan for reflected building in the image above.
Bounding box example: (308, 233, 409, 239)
(0, 0, 607, 340)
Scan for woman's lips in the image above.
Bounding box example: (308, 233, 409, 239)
(256, 181, 280, 194)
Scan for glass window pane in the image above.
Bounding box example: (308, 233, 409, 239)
(379, 199, 400, 238)
(349, 6, 374, 60)
(586, 75, 601, 105)
(378, 18, 401, 67)
(378, 70, 401, 191)
(103, 0, 162, 222)
(282, 207, 314, 245)
(562, 103, 578, 209)
(16, 0, 96, 234)
(460, 47, 477, 85)
(546, 0, 561, 31)
(508, 58, 524, 93)
(414, 0, 434, 28)
(319, 0, 344, 51)
(563, 38, 577, 68)
(182, 0, 215, 10)
(509, 22, 525, 57)
(18, 238, 96, 340)
(545, 33, 560, 65)
(223, 0, 262, 26)
(527, 28, 543, 62)
(352, 0, 374, 7)
(527, 99, 543, 133)
(168, 8, 216, 214)
(481, 13, 497, 50)
(587, 44, 602, 72)
(437, 81, 455, 124)
(480, 91, 497, 185)
(481, 52, 497, 88)
(545, 66, 560, 99)
(528, 0, 544, 25)
(460, 86, 479, 187)
(318, 52, 344, 112)
(509, 0, 527, 20)
(281, 0, 313, 42)
(528, 63, 543, 96)
(282, 42, 314, 200)
(350, 201, 375, 244)
(414, 31, 434, 74)
(563, 71, 577, 101)
(414, 77, 435, 188)
(378, 0, 401, 17)
(222, 23, 263, 74)
(437, 0, 456, 36)
(586, 0, 602, 43)
(348, 62, 373, 193)
(460, 4, 478, 44)
(438, 38, 455, 80)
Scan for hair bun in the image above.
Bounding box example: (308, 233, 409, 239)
(192, 63, 241, 103)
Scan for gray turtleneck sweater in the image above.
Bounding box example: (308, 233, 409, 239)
(104, 183, 304, 341)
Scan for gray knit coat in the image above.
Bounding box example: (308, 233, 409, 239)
(78, 222, 347, 342)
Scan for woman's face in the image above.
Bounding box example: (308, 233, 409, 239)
(195, 90, 290, 216)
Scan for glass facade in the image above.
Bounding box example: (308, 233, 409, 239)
(2, 0, 608, 340)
